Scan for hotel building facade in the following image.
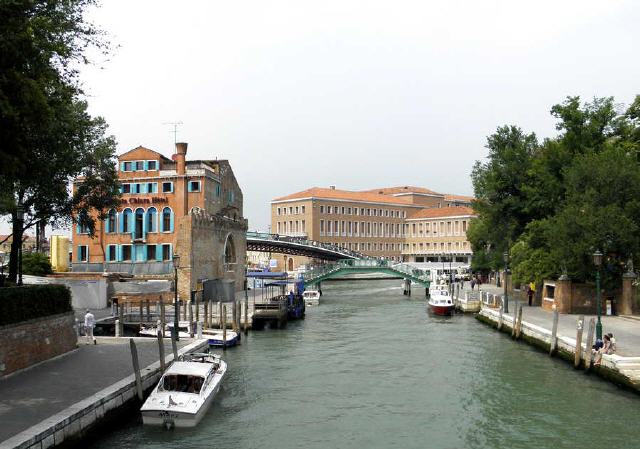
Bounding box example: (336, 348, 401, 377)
(271, 186, 475, 270)
(72, 143, 247, 295)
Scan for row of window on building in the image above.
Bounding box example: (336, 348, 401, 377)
(120, 160, 159, 172)
(76, 243, 173, 262)
(319, 205, 406, 218)
(404, 241, 470, 253)
(77, 207, 175, 237)
(318, 220, 404, 238)
(276, 205, 306, 216)
(326, 241, 403, 253)
(275, 220, 306, 235)
(407, 220, 468, 237)
(119, 181, 205, 195)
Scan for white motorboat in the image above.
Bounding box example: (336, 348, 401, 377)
(303, 290, 321, 306)
(141, 353, 226, 428)
(139, 321, 191, 339)
(428, 288, 455, 316)
(203, 329, 240, 347)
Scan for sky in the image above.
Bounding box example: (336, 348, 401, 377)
(7, 0, 639, 235)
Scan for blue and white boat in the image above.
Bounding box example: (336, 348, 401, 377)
(203, 329, 239, 348)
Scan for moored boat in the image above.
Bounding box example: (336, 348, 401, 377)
(203, 329, 239, 347)
(139, 321, 191, 339)
(141, 352, 226, 428)
(303, 290, 321, 306)
(428, 289, 455, 316)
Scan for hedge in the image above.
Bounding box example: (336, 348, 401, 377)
(0, 284, 72, 326)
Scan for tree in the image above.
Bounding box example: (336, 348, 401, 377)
(22, 252, 53, 276)
(469, 125, 538, 271)
(0, 0, 120, 282)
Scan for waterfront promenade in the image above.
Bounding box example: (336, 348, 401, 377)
(473, 283, 640, 357)
(0, 338, 191, 445)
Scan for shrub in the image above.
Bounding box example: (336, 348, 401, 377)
(0, 284, 72, 326)
(22, 252, 53, 276)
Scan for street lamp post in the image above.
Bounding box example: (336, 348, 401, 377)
(503, 252, 509, 313)
(172, 254, 181, 342)
(16, 202, 24, 286)
(593, 250, 603, 340)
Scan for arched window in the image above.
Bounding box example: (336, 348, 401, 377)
(161, 207, 173, 232)
(106, 209, 117, 233)
(224, 234, 236, 271)
(121, 209, 133, 233)
(134, 208, 144, 239)
(146, 207, 157, 233)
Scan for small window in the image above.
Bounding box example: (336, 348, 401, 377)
(147, 245, 157, 261)
(123, 161, 132, 172)
(215, 184, 221, 197)
(106, 245, 117, 261)
(122, 245, 132, 261)
(320, 206, 324, 214)
(147, 183, 157, 194)
(301, 205, 305, 213)
(189, 181, 201, 192)
(162, 244, 171, 261)
(147, 160, 157, 171)
(162, 182, 173, 193)
(78, 245, 88, 262)
(135, 161, 144, 171)
(122, 184, 131, 194)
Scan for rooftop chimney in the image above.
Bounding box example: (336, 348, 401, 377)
(175, 142, 188, 175)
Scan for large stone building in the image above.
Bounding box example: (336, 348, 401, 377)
(271, 186, 475, 269)
(72, 143, 247, 296)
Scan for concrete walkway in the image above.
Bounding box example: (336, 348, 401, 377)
(0, 337, 190, 444)
(472, 283, 640, 357)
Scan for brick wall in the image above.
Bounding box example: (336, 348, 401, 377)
(0, 312, 77, 377)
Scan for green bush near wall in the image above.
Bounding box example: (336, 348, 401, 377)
(0, 285, 72, 326)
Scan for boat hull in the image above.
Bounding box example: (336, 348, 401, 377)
(207, 334, 239, 347)
(141, 381, 221, 428)
(429, 304, 455, 316)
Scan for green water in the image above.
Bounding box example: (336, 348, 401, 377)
(89, 280, 639, 449)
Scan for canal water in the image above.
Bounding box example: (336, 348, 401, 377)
(88, 280, 639, 449)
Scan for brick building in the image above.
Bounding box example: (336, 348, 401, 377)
(271, 186, 475, 269)
(72, 143, 247, 294)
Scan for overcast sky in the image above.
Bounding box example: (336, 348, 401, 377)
(15, 0, 640, 235)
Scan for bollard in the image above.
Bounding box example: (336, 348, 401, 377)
(232, 300, 238, 332)
(222, 305, 227, 350)
(160, 299, 166, 337)
(549, 308, 559, 356)
(139, 300, 143, 325)
(171, 327, 178, 361)
(244, 295, 249, 335)
(146, 299, 151, 322)
(515, 305, 523, 339)
(196, 321, 203, 339)
(194, 291, 199, 323)
(584, 317, 596, 370)
(129, 339, 143, 401)
(218, 301, 223, 329)
(157, 330, 166, 373)
(115, 319, 121, 337)
(204, 300, 209, 329)
(498, 307, 503, 331)
(188, 300, 194, 338)
(574, 315, 585, 368)
(182, 299, 187, 321)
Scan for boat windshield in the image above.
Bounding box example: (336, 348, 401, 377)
(160, 374, 204, 394)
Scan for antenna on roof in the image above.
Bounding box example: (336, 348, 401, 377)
(162, 121, 183, 149)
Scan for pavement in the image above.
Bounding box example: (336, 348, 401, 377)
(0, 337, 191, 443)
(471, 283, 640, 357)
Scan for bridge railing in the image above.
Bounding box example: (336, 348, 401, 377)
(303, 259, 431, 283)
(246, 231, 369, 259)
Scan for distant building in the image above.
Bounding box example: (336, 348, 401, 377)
(0, 234, 45, 256)
(72, 143, 247, 296)
(270, 186, 475, 269)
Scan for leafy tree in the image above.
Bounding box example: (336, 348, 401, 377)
(0, 0, 120, 282)
(22, 252, 53, 276)
(469, 125, 538, 270)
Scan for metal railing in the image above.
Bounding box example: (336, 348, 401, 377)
(246, 232, 369, 260)
(71, 262, 173, 275)
(303, 259, 431, 283)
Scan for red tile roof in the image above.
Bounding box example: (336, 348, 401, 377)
(444, 194, 474, 202)
(272, 187, 416, 205)
(362, 186, 443, 196)
(407, 206, 476, 219)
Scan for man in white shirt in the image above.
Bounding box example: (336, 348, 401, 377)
(84, 309, 96, 345)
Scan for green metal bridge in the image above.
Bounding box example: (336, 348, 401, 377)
(303, 259, 431, 289)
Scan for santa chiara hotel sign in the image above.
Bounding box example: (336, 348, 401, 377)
(124, 197, 169, 205)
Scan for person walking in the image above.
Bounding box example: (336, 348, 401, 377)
(528, 281, 536, 306)
(84, 309, 96, 345)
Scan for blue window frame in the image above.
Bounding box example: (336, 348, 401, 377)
(188, 181, 201, 192)
(146, 207, 157, 232)
(106, 245, 117, 261)
(105, 209, 117, 233)
(161, 207, 173, 232)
